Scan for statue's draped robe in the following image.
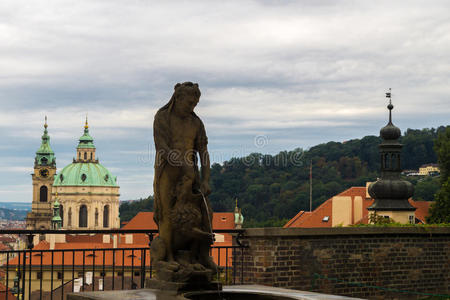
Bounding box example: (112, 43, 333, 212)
(153, 97, 208, 230)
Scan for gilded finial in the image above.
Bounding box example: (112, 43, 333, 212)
(44, 116, 48, 129)
(84, 114, 89, 129)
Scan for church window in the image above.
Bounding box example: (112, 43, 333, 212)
(81, 174, 87, 182)
(79, 205, 88, 228)
(39, 186, 48, 202)
(84, 152, 87, 160)
(78, 152, 81, 160)
(60, 204, 64, 227)
(60, 174, 64, 182)
(95, 208, 99, 227)
(41, 157, 48, 165)
(90, 152, 93, 160)
(104, 174, 109, 182)
(68, 208, 72, 227)
(103, 205, 109, 228)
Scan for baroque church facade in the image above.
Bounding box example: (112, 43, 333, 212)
(26, 118, 120, 230)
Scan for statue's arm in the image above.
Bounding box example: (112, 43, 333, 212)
(196, 119, 211, 195)
(153, 113, 171, 163)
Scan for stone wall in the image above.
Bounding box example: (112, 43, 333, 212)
(234, 227, 450, 299)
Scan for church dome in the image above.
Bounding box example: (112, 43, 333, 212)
(53, 162, 118, 187)
(380, 103, 401, 140)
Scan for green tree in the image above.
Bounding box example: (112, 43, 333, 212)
(427, 127, 450, 223)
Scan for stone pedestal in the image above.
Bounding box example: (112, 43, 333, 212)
(146, 278, 221, 293)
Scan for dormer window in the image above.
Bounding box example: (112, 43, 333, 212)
(81, 174, 87, 182)
(59, 174, 64, 182)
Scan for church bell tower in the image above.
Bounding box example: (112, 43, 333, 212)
(26, 117, 56, 230)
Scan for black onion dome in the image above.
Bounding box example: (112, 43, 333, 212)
(380, 123, 401, 140)
(380, 103, 401, 140)
(368, 179, 414, 201)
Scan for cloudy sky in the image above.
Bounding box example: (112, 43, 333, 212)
(0, 0, 449, 202)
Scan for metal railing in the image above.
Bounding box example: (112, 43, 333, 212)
(0, 229, 247, 300)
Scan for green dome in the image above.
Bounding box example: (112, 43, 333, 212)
(53, 162, 118, 187)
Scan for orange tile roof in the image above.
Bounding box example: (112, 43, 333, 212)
(283, 211, 311, 228)
(122, 212, 236, 231)
(409, 199, 433, 223)
(121, 212, 157, 230)
(284, 186, 432, 227)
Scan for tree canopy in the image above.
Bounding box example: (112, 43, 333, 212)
(427, 127, 450, 223)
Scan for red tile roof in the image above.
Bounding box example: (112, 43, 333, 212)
(121, 212, 236, 231)
(409, 199, 433, 223)
(284, 186, 432, 227)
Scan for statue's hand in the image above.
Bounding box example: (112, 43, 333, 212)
(200, 181, 211, 196)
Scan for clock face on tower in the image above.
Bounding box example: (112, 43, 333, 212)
(39, 169, 49, 178)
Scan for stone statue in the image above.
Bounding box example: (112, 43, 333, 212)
(150, 82, 218, 289)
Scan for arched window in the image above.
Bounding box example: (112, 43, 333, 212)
(60, 204, 64, 227)
(103, 205, 109, 228)
(95, 208, 99, 227)
(84, 152, 87, 160)
(384, 153, 390, 169)
(39, 186, 48, 202)
(79, 205, 88, 228)
(78, 152, 81, 160)
(90, 152, 93, 160)
(68, 208, 72, 227)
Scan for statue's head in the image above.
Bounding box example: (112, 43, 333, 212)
(172, 82, 201, 116)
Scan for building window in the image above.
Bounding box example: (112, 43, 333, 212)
(57, 272, 63, 280)
(90, 152, 93, 160)
(68, 208, 72, 227)
(84, 152, 87, 160)
(60, 204, 64, 227)
(322, 216, 329, 222)
(409, 215, 415, 224)
(103, 205, 109, 228)
(95, 208, 99, 227)
(40, 186, 48, 202)
(79, 205, 88, 228)
(117, 272, 123, 277)
(134, 271, 140, 277)
(36, 272, 42, 279)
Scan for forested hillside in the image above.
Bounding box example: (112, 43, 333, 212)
(119, 126, 448, 226)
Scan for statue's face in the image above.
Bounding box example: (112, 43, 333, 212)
(175, 91, 199, 116)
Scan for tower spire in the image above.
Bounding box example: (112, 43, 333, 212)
(77, 116, 96, 162)
(386, 88, 393, 124)
(368, 90, 415, 221)
(85, 114, 89, 130)
(35, 116, 55, 167)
